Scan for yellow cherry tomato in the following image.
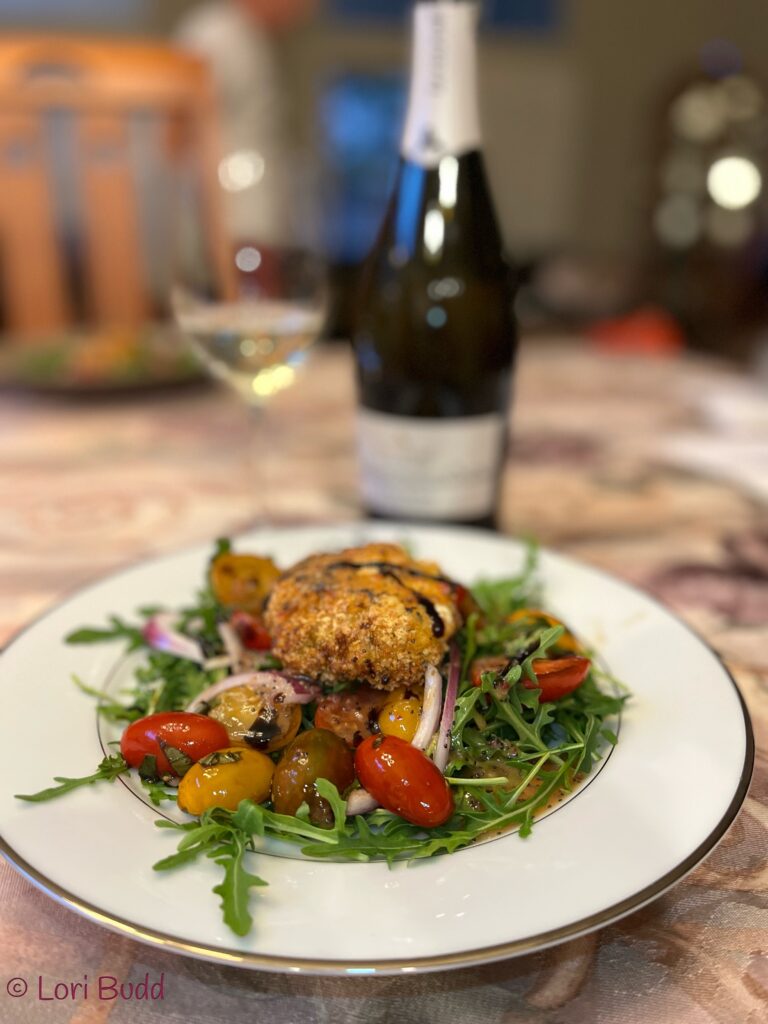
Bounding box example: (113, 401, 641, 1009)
(378, 695, 422, 742)
(210, 553, 280, 612)
(208, 685, 301, 752)
(177, 747, 274, 815)
(506, 608, 580, 652)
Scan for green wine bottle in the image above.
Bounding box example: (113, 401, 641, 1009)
(353, 0, 518, 528)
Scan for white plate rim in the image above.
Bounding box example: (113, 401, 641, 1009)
(0, 523, 755, 975)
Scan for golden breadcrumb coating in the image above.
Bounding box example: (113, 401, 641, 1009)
(264, 543, 462, 689)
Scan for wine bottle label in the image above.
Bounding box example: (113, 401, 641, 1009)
(401, 1, 481, 168)
(358, 410, 505, 519)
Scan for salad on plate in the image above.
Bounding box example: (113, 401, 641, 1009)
(17, 539, 627, 938)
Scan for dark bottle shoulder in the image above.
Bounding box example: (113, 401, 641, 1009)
(359, 152, 517, 285)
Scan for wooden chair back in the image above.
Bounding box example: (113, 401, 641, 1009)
(0, 35, 228, 338)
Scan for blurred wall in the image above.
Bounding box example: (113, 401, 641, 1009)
(568, 0, 768, 259)
(147, 0, 768, 261)
(2, 0, 767, 261)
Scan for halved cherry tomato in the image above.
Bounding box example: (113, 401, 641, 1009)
(120, 712, 229, 777)
(354, 735, 454, 828)
(210, 553, 280, 612)
(229, 610, 272, 651)
(314, 685, 389, 747)
(528, 657, 591, 700)
(208, 684, 301, 752)
(470, 654, 591, 701)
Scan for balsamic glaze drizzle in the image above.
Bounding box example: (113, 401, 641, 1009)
(326, 560, 447, 638)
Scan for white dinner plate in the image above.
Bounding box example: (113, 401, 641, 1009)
(0, 524, 753, 975)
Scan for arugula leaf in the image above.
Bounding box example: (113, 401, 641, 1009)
(66, 616, 143, 649)
(135, 653, 222, 717)
(15, 754, 128, 802)
(153, 805, 268, 936)
(521, 626, 564, 682)
(71, 674, 141, 723)
(211, 832, 267, 937)
(140, 777, 177, 806)
(313, 777, 349, 831)
(210, 537, 232, 559)
(471, 541, 540, 622)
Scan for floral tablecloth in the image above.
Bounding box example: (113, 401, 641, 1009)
(1, 341, 766, 1024)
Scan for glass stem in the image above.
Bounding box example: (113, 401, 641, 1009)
(246, 399, 272, 528)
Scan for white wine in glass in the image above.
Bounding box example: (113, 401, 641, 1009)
(171, 154, 328, 519)
(175, 298, 325, 406)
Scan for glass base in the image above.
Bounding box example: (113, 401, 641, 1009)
(363, 508, 499, 531)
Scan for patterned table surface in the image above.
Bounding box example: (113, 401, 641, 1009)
(1, 340, 766, 1024)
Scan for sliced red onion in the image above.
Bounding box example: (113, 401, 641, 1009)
(433, 643, 460, 773)
(217, 622, 244, 667)
(411, 664, 443, 751)
(186, 671, 320, 712)
(345, 788, 379, 816)
(143, 614, 204, 664)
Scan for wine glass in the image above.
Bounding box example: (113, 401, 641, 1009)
(170, 149, 328, 519)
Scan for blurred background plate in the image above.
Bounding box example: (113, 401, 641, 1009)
(0, 324, 203, 394)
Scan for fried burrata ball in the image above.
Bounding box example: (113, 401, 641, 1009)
(263, 543, 463, 690)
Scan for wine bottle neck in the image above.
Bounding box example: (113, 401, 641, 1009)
(401, 1, 481, 168)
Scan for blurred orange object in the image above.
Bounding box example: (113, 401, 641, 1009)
(588, 306, 686, 356)
(0, 35, 231, 340)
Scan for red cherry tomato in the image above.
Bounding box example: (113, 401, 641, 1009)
(229, 610, 272, 651)
(470, 654, 590, 701)
(452, 583, 480, 620)
(470, 656, 509, 688)
(528, 657, 591, 700)
(120, 712, 230, 777)
(354, 735, 454, 828)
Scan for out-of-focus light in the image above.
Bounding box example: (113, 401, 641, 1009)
(251, 364, 295, 398)
(426, 306, 447, 328)
(438, 155, 459, 208)
(218, 149, 265, 192)
(707, 156, 762, 209)
(240, 338, 257, 358)
(670, 85, 726, 142)
(423, 208, 445, 256)
(254, 336, 275, 355)
(722, 75, 763, 121)
(653, 194, 701, 249)
(428, 276, 463, 300)
(705, 206, 754, 247)
(235, 246, 262, 272)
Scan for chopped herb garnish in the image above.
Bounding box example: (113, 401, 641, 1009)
(198, 750, 242, 767)
(138, 754, 159, 781)
(158, 742, 194, 778)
